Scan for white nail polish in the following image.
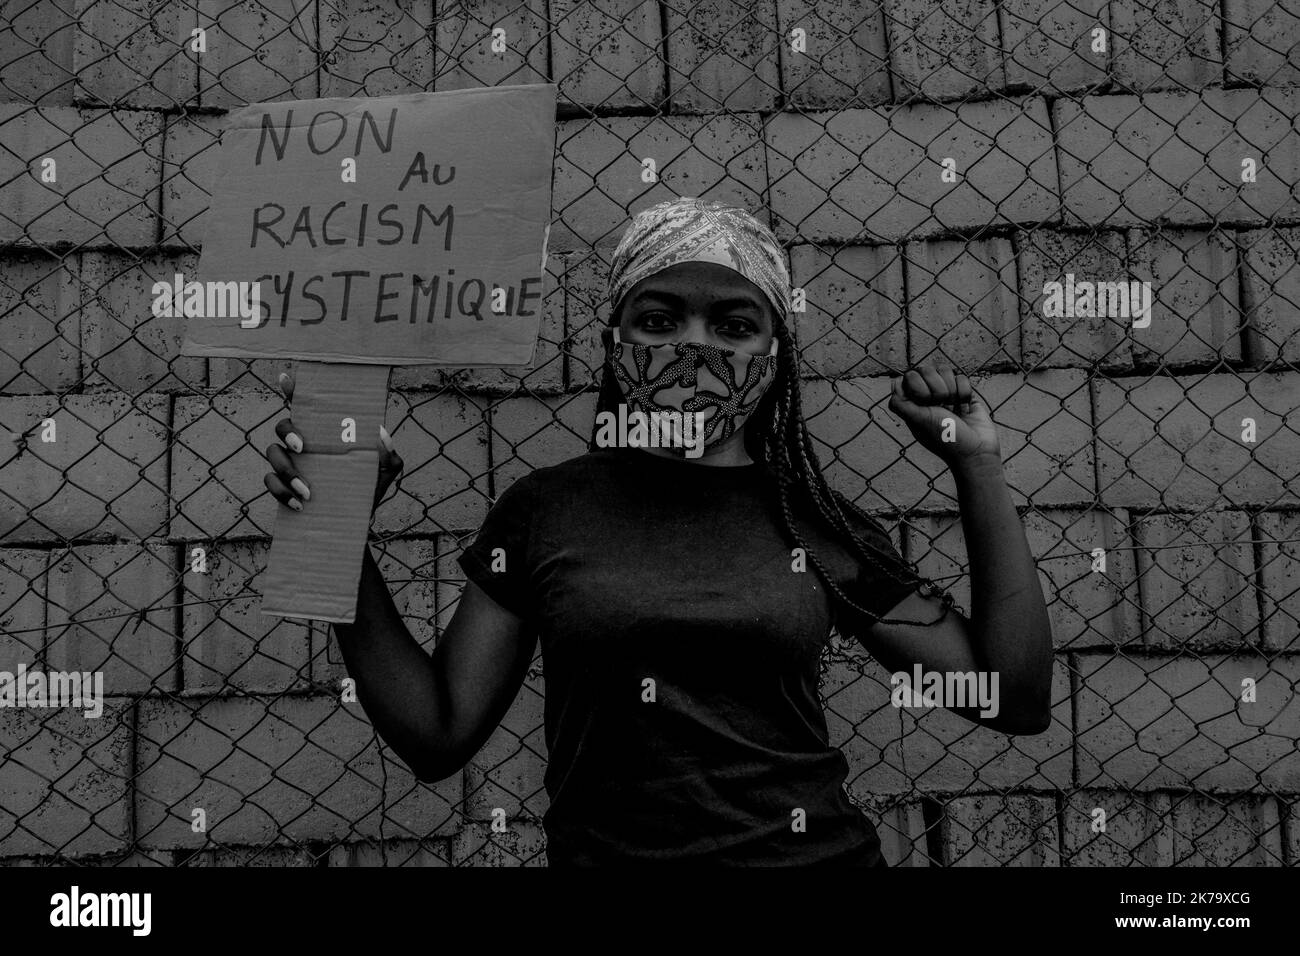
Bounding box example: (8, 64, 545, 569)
(288, 498, 303, 511)
(287, 433, 303, 453)
(291, 478, 310, 501)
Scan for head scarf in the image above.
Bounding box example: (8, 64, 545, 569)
(606, 197, 791, 325)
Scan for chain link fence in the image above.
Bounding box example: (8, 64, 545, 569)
(0, 0, 1297, 866)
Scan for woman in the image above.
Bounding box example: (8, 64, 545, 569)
(263, 197, 1053, 866)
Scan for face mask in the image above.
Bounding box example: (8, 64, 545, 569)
(603, 327, 779, 448)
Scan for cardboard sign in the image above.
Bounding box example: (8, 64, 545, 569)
(260, 361, 391, 622)
(184, 83, 556, 366)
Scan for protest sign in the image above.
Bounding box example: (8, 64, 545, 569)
(182, 84, 557, 623)
(184, 83, 556, 365)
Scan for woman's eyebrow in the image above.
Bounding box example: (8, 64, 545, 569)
(630, 291, 762, 312)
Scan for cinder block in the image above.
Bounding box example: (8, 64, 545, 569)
(0, 392, 169, 542)
(1111, 0, 1223, 91)
(1134, 510, 1259, 650)
(196, 0, 318, 107)
(487, 392, 597, 490)
(803, 371, 1093, 511)
(896, 658, 1074, 792)
(971, 370, 1096, 507)
(561, 247, 613, 390)
(1127, 228, 1242, 367)
(44, 542, 178, 695)
(801, 374, 942, 511)
(943, 793, 1060, 866)
(1170, 793, 1285, 866)
(433, 0, 549, 93)
(887, 0, 1004, 101)
(822, 653, 910, 799)
(776, 0, 891, 109)
(1256, 511, 1300, 652)
(181, 845, 317, 866)
(311, 536, 439, 687)
(318, 0, 434, 97)
(999, 0, 1109, 93)
(551, 0, 665, 111)
(327, 839, 451, 866)
(0, 700, 132, 857)
(1074, 653, 1300, 791)
(550, 115, 768, 253)
(372, 391, 491, 535)
(433, 531, 470, 637)
(0, 106, 162, 247)
(1224, 0, 1300, 86)
(789, 243, 907, 378)
(463, 654, 548, 822)
(450, 819, 547, 866)
(1287, 799, 1300, 865)
(1240, 226, 1300, 365)
(1015, 228, 1134, 370)
(1060, 789, 1177, 865)
(0, 549, 48, 670)
(181, 538, 314, 693)
(0, 0, 77, 104)
(1092, 372, 1300, 510)
(871, 799, 932, 866)
(664, 0, 780, 112)
(170, 389, 287, 539)
(0, 252, 83, 394)
(391, 254, 565, 395)
(1054, 89, 1300, 229)
(79, 250, 207, 393)
(136, 694, 461, 848)
(160, 111, 225, 249)
(904, 237, 1020, 370)
(765, 97, 1058, 243)
(73, 0, 198, 107)
(906, 507, 1141, 650)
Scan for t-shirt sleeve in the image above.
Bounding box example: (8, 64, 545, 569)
(456, 475, 536, 620)
(833, 508, 929, 630)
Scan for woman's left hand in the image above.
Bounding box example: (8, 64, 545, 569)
(888, 364, 1002, 469)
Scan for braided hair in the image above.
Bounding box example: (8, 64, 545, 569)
(588, 309, 953, 631)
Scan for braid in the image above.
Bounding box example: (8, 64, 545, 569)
(754, 320, 951, 629)
(590, 313, 953, 630)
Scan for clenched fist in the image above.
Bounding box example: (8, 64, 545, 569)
(888, 364, 1002, 469)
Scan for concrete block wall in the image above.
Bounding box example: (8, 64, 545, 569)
(1, 0, 1297, 867)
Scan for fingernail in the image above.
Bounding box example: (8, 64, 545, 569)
(379, 425, 393, 452)
(288, 497, 303, 511)
(286, 432, 303, 453)
(291, 477, 311, 501)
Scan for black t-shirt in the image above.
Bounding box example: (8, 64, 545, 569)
(457, 446, 924, 865)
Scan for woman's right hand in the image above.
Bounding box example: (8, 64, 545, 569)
(263, 371, 404, 516)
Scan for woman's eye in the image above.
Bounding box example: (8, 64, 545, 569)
(717, 319, 758, 337)
(636, 311, 675, 330)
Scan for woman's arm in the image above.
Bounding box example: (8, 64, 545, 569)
(851, 366, 1053, 735)
(332, 547, 537, 782)
(264, 371, 535, 783)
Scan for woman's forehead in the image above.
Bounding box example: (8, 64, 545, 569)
(628, 262, 767, 303)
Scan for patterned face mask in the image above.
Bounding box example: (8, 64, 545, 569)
(604, 327, 780, 448)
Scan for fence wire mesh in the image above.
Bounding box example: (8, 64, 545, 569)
(0, 0, 1298, 867)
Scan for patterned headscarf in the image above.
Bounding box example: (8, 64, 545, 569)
(606, 197, 791, 325)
